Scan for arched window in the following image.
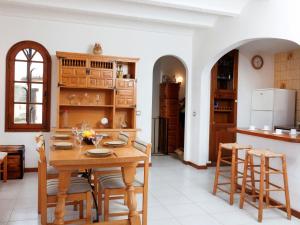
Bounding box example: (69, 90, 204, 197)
(5, 41, 51, 132)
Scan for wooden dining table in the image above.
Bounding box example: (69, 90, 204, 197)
(49, 139, 148, 225)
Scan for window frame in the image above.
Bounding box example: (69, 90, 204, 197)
(5, 40, 51, 132)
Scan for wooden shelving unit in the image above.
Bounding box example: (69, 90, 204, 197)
(209, 49, 239, 163)
(55, 51, 139, 137)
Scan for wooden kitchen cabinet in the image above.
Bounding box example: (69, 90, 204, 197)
(209, 50, 239, 163)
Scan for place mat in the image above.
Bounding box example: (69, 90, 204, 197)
(53, 142, 73, 150)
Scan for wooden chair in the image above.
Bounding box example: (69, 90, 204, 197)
(213, 143, 252, 205)
(239, 149, 291, 222)
(0, 152, 8, 182)
(36, 134, 93, 225)
(96, 139, 151, 225)
(92, 131, 131, 213)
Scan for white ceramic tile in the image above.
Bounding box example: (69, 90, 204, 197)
(176, 214, 221, 225)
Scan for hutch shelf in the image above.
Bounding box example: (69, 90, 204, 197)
(55, 51, 139, 137)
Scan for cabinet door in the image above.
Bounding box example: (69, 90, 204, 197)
(116, 79, 135, 89)
(209, 125, 236, 163)
(116, 89, 135, 107)
(102, 70, 113, 79)
(61, 68, 86, 87)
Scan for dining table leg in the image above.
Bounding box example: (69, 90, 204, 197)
(53, 170, 71, 225)
(122, 163, 141, 225)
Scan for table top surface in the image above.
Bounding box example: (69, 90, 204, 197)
(49, 138, 147, 168)
(237, 128, 300, 143)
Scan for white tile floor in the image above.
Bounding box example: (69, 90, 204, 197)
(1, 155, 300, 225)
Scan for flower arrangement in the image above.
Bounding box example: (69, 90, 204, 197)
(82, 129, 95, 145)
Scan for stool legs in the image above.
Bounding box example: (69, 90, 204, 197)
(213, 144, 222, 195)
(258, 155, 265, 222)
(265, 157, 270, 207)
(230, 147, 237, 205)
(282, 155, 291, 220)
(3, 156, 7, 182)
(239, 151, 248, 209)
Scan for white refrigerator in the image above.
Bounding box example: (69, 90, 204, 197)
(250, 88, 296, 129)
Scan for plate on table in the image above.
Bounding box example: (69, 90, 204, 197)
(53, 134, 70, 139)
(86, 148, 112, 157)
(53, 142, 73, 149)
(98, 133, 109, 138)
(103, 140, 126, 147)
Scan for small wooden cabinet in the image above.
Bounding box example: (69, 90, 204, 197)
(209, 50, 239, 163)
(56, 52, 138, 133)
(0, 145, 25, 179)
(160, 83, 180, 153)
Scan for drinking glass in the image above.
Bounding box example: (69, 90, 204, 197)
(71, 127, 78, 136)
(76, 133, 84, 148)
(92, 135, 103, 149)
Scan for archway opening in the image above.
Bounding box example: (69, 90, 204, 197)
(151, 55, 187, 159)
(207, 38, 300, 164)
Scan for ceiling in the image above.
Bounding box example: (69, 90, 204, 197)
(0, 0, 251, 28)
(239, 39, 300, 54)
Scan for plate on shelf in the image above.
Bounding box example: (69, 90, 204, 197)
(53, 134, 70, 139)
(53, 142, 73, 149)
(86, 148, 112, 157)
(103, 140, 126, 146)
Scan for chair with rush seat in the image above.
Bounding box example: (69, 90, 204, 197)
(213, 143, 252, 205)
(239, 149, 291, 222)
(96, 139, 151, 225)
(36, 134, 92, 225)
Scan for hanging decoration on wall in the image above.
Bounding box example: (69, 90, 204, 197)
(93, 43, 102, 55)
(251, 55, 264, 70)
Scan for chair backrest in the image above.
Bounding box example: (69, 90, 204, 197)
(133, 138, 151, 187)
(35, 133, 47, 196)
(133, 139, 151, 157)
(118, 131, 130, 144)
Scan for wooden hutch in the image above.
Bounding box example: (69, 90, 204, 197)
(159, 83, 180, 153)
(55, 51, 139, 138)
(209, 50, 238, 163)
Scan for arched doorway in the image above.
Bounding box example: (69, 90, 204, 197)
(205, 38, 300, 164)
(151, 55, 187, 158)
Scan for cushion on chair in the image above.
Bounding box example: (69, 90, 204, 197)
(133, 139, 148, 153)
(47, 165, 58, 175)
(47, 177, 91, 196)
(118, 132, 129, 144)
(98, 173, 143, 189)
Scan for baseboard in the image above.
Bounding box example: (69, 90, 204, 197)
(25, 168, 38, 172)
(24, 163, 152, 173)
(183, 160, 207, 169)
(237, 184, 300, 219)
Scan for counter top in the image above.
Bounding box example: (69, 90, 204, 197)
(237, 128, 300, 143)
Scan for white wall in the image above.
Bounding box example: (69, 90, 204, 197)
(0, 15, 193, 168)
(237, 49, 274, 127)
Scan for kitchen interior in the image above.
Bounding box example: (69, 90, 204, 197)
(210, 38, 300, 214)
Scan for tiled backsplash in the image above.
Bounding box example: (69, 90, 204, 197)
(274, 49, 300, 122)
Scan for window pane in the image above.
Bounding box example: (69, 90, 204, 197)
(14, 104, 26, 123)
(15, 50, 27, 60)
(14, 83, 28, 102)
(14, 61, 27, 81)
(32, 52, 43, 62)
(30, 62, 43, 82)
(30, 83, 43, 103)
(29, 104, 42, 124)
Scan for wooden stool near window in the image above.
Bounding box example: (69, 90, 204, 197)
(213, 143, 252, 205)
(239, 149, 291, 222)
(0, 152, 8, 182)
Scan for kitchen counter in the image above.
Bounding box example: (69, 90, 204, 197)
(236, 128, 300, 213)
(236, 128, 300, 143)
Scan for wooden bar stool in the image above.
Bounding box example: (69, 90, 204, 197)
(239, 149, 291, 222)
(213, 143, 252, 205)
(0, 152, 8, 182)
